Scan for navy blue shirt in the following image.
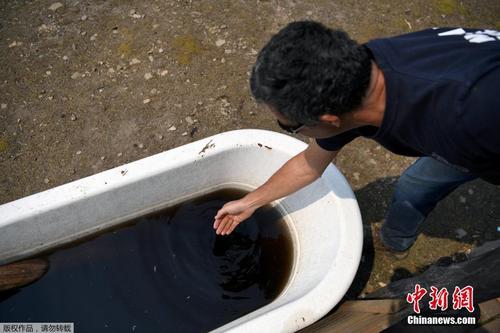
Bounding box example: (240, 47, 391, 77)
(316, 27, 500, 184)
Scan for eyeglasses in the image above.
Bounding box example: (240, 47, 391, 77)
(277, 119, 306, 134)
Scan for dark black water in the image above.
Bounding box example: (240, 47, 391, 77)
(0, 189, 294, 332)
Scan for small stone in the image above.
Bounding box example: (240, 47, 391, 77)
(90, 34, 97, 41)
(81, 15, 88, 21)
(1, 103, 7, 109)
(181, 132, 188, 136)
(108, 68, 115, 73)
(455, 228, 467, 239)
(197, 101, 203, 106)
(38, 24, 50, 33)
(138, 143, 144, 149)
(168, 126, 176, 131)
(150, 88, 157, 95)
(459, 196, 466, 203)
(143, 98, 151, 104)
(250, 48, 258, 55)
(71, 72, 82, 79)
(158, 135, 164, 140)
(117, 152, 123, 157)
(185, 116, 194, 125)
(378, 282, 387, 288)
(48, 96, 54, 100)
(129, 9, 144, 19)
(221, 58, 225, 63)
(353, 172, 360, 181)
(76, 150, 82, 155)
(70, 114, 77, 121)
(44, 178, 50, 184)
(215, 39, 226, 47)
(468, 189, 474, 195)
(49, 2, 63, 11)
(62, 55, 69, 61)
(159, 48, 164, 53)
(148, 55, 154, 62)
(160, 70, 169, 76)
(100, 156, 105, 160)
(144, 73, 153, 80)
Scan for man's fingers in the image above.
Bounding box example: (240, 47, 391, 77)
(216, 216, 231, 235)
(221, 218, 232, 235)
(215, 216, 239, 236)
(214, 209, 228, 229)
(214, 208, 226, 221)
(213, 216, 223, 229)
(227, 220, 239, 234)
(222, 218, 240, 236)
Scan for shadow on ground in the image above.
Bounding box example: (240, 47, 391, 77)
(344, 176, 499, 298)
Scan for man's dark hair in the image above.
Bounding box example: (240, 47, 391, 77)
(250, 21, 372, 125)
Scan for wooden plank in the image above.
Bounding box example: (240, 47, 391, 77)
(473, 316, 500, 333)
(299, 299, 410, 333)
(0, 258, 49, 291)
(335, 299, 406, 314)
(479, 298, 500, 324)
(299, 311, 408, 333)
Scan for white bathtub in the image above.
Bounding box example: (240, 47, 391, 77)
(0, 129, 363, 332)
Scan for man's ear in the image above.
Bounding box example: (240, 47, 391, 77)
(318, 114, 341, 128)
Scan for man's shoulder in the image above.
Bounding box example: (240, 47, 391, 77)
(366, 27, 500, 87)
(368, 27, 500, 45)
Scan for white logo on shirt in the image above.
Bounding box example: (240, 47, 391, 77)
(438, 28, 500, 43)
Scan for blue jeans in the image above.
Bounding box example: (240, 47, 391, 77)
(380, 157, 478, 251)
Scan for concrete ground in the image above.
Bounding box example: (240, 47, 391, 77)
(1, 0, 499, 296)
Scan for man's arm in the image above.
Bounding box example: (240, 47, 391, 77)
(241, 139, 339, 210)
(213, 140, 339, 235)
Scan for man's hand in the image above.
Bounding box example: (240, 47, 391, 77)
(213, 199, 257, 235)
(213, 140, 339, 236)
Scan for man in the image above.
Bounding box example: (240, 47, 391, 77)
(213, 21, 500, 257)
